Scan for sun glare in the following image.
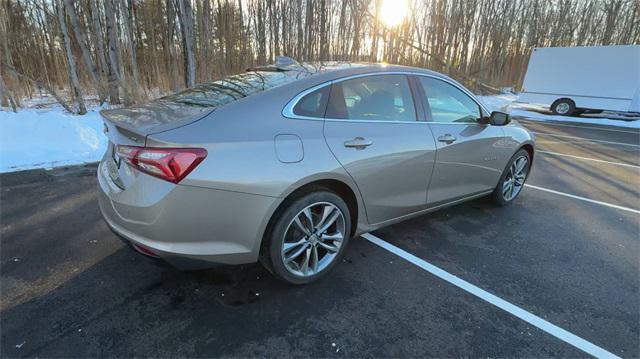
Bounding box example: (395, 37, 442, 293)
(378, 0, 410, 27)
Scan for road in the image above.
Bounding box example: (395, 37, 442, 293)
(1, 118, 638, 357)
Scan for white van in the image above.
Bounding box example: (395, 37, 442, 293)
(518, 45, 640, 116)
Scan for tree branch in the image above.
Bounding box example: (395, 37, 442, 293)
(1, 62, 75, 113)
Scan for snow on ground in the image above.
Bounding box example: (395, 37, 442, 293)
(478, 94, 640, 129)
(0, 106, 107, 173)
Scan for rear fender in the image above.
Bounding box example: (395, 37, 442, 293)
(253, 170, 368, 255)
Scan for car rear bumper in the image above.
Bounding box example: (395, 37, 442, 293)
(97, 160, 279, 270)
(102, 213, 229, 270)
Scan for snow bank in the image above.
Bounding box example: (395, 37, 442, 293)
(478, 95, 640, 129)
(0, 107, 107, 173)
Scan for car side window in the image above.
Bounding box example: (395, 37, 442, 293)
(418, 77, 481, 123)
(293, 86, 330, 118)
(325, 75, 417, 122)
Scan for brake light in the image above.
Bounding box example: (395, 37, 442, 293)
(116, 146, 207, 183)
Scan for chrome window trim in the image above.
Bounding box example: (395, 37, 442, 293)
(421, 121, 489, 126)
(281, 71, 491, 124)
(325, 118, 428, 124)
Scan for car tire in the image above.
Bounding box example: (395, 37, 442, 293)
(551, 99, 576, 116)
(492, 149, 531, 206)
(262, 189, 352, 285)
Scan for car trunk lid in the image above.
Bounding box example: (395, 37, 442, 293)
(100, 99, 214, 146)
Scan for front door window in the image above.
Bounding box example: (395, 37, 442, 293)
(418, 77, 482, 123)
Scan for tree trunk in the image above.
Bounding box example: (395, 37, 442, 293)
(62, 0, 106, 104)
(90, 0, 109, 84)
(104, 0, 128, 104)
(164, 0, 178, 90)
(296, 0, 303, 60)
(2, 63, 74, 113)
(56, 0, 86, 114)
(177, 0, 196, 88)
(0, 72, 18, 112)
(121, 0, 142, 100)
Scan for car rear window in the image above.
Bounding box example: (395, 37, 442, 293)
(161, 71, 297, 108)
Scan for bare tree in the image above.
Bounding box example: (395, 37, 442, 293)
(0, 72, 17, 112)
(55, 0, 86, 114)
(104, 0, 130, 104)
(177, 0, 196, 88)
(62, 0, 106, 103)
(121, 0, 142, 100)
(90, 0, 109, 83)
(2, 0, 638, 112)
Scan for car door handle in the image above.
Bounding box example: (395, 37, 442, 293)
(437, 134, 457, 144)
(344, 137, 373, 150)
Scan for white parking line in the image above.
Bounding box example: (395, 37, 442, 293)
(362, 232, 621, 359)
(532, 132, 640, 148)
(519, 119, 640, 135)
(537, 150, 640, 169)
(525, 184, 640, 215)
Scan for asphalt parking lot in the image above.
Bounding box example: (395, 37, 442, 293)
(1, 118, 638, 358)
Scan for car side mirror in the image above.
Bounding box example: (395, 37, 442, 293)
(487, 111, 511, 126)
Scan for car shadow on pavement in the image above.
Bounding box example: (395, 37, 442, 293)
(1, 229, 359, 358)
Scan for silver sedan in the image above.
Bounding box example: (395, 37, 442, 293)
(98, 61, 534, 284)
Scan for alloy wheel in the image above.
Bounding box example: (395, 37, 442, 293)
(502, 155, 529, 201)
(281, 202, 346, 277)
(555, 102, 570, 114)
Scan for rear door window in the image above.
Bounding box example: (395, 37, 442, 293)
(326, 75, 417, 122)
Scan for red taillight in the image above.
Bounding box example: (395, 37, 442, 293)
(116, 146, 207, 183)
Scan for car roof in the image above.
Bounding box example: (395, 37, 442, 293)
(284, 61, 448, 81)
(259, 61, 454, 96)
(133, 61, 454, 113)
